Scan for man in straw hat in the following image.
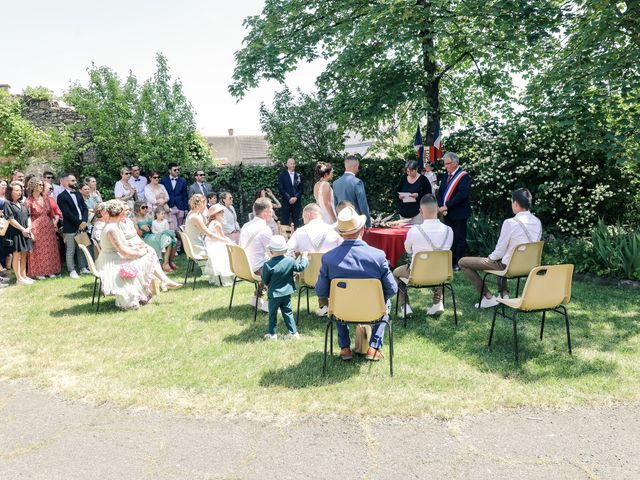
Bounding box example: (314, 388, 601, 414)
(315, 206, 397, 361)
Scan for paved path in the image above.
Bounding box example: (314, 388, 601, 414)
(0, 381, 638, 479)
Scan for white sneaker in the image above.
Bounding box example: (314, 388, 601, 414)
(260, 300, 269, 313)
(69, 271, 79, 279)
(36, 276, 46, 280)
(24, 277, 35, 284)
(79, 268, 91, 275)
(399, 304, 413, 317)
(475, 296, 499, 309)
(315, 305, 329, 317)
(286, 332, 301, 340)
(263, 333, 278, 341)
(427, 302, 445, 316)
(48, 274, 59, 278)
(17, 279, 33, 286)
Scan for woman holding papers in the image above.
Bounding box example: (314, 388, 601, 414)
(395, 160, 433, 224)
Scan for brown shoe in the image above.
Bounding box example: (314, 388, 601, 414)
(340, 348, 353, 361)
(365, 347, 384, 361)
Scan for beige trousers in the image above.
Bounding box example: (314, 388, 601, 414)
(392, 264, 443, 306)
(458, 256, 507, 296)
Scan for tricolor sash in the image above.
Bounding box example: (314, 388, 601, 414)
(443, 170, 468, 203)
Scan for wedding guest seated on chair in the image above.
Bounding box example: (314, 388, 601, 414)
(238, 197, 274, 313)
(392, 194, 453, 317)
(459, 188, 542, 308)
(315, 206, 398, 362)
(286, 203, 343, 316)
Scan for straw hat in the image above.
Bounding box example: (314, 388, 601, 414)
(209, 204, 224, 215)
(336, 206, 367, 235)
(268, 235, 288, 253)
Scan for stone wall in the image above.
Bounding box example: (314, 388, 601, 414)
(19, 97, 83, 131)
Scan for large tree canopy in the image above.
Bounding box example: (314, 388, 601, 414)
(230, 0, 562, 142)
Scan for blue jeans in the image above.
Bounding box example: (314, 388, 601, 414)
(335, 300, 391, 350)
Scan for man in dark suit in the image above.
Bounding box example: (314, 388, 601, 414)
(160, 163, 188, 231)
(57, 174, 89, 278)
(436, 152, 471, 270)
(277, 158, 303, 227)
(315, 206, 397, 361)
(188, 170, 213, 199)
(333, 155, 371, 227)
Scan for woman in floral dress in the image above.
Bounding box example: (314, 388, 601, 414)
(25, 177, 61, 279)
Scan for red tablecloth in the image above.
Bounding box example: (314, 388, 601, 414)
(363, 227, 410, 268)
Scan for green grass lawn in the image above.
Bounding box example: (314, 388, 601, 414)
(1, 261, 639, 418)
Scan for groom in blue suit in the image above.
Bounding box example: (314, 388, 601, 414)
(277, 158, 303, 227)
(160, 162, 189, 232)
(315, 206, 397, 361)
(332, 155, 371, 227)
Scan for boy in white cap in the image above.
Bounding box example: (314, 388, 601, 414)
(261, 235, 309, 340)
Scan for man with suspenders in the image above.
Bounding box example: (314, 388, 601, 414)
(459, 188, 542, 308)
(393, 194, 453, 317)
(287, 203, 343, 316)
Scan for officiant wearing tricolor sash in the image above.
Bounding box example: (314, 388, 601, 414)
(436, 152, 471, 270)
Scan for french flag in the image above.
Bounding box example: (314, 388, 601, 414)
(429, 121, 442, 163)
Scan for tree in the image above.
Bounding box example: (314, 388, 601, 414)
(259, 88, 346, 164)
(230, 0, 562, 144)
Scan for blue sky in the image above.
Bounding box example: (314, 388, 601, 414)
(1, 0, 322, 135)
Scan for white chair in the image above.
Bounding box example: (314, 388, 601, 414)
(78, 244, 103, 313)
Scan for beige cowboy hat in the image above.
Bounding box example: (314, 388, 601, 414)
(336, 206, 367, 235)
(208, 204, 224, 216)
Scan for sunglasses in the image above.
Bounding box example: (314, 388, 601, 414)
(196, 173, 204, 176)
(44, 176, 54, 179)
(124, 172, 131, 175)
(152, 176, 160, 179)
(140, 206, 148, 209)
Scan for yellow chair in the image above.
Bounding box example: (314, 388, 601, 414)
(91, 237, 101, 257)
(325, 278, 393, 376)
(178, 231, 208, 291)
(226, 244, 262, 322)
(394, 250, 457, 327)
(489, 264, 574, 362)
(277, 222, 295, 240)
(78, 244, 103, 313)
(477, 241, 544, 308)
(296, 252, 324, 325)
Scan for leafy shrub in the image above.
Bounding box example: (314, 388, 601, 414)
(591, 220, 640, 280)
(466, 212, 500, 256)
(22, 86, 54, 102)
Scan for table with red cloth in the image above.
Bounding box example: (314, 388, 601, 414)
(363, 226, 410, 268)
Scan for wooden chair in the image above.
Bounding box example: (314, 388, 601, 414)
(277, 222, 295, 240)
(78, 244, 103, 313)
(177, 231, 208, 290)
(489, 264, 574, 362)
(226, 244, 262, 322)
(395, 250, 457, 327)
(324, 278, 393, 376)
(477, 241, 544, 308)
(296, 252, 324, 325)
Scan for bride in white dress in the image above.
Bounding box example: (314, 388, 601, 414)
(313, 162, 337, 225)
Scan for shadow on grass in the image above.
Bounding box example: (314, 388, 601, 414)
(259, 351, 363, 388)
(49, 298, 118, 317)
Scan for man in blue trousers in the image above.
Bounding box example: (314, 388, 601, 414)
(315, 206, 397, 361)
(333, 155, 371, 227)
(277, 158, 303, 227)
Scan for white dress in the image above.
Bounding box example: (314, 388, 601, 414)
(203, 220, 234, 284)
(315, 181, 337, 225)
(96, 223, 155, 309)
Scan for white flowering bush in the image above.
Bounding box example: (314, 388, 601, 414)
(447, 116, 637, 237)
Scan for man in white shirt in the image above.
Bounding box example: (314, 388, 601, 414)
(393, 194, 453, 317)
(459, 188, 542, 308)
(220, 192, 241, 242)
(128, 165, 148, 202)
(239, 197, 274, 311)
(286, 203, 343, 316)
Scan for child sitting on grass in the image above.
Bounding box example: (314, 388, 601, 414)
(261, 235, 308, 340)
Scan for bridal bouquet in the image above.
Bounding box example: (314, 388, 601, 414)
(119, 263, 139, 279)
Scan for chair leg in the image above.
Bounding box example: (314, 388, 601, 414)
(388, 319, 394, 377)
(489, 305, 498, 347)
(540, 310, 546, 340)
(403, 290, 409, 328)
(228, 277, 237, 310)
(253, 283, 259, 322)
(561, 306, 572, 354)
(330, 321, 334, 355)
(513, 312, 519, 363)
(516, 277, 521, 297)
(218, 275, 222, 286)
(296, 286, 303, 326)
(183, 259, 191, 285)
(323, 317, 332, 374)
(96, 279, 102, 313)
(92, 277, 98, 305)
(394, 290, 399, 320)
(306, 287, 310, 314)
(478, 273, 489, 309)
(447, 283, 458, 326)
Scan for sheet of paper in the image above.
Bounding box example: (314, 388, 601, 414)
(398, 192, 416, 203)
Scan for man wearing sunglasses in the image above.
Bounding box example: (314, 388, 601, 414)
(160, 162, 188, 232)
(188, 170, 212, 199)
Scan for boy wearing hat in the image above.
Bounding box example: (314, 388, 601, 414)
(261, 235, 309, 340)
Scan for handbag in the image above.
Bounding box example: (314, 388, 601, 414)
(354, 324, 372, 355)
(74, 230, 91, 247)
